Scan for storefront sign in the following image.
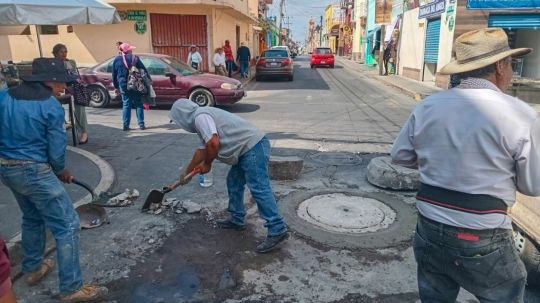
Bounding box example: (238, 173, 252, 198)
(418, 0, 446, 19)
(448, 16, 455, 31)
(127, 10, 147, 22)
(375, 0, 393, 25)
(467, 0, 540, 9)
(330, 28, 340, 36)
(134, 21, 147, 35)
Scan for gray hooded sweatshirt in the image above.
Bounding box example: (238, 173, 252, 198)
(169, 99, 265, 165)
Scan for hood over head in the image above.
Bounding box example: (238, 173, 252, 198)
(169, 99, 199, 133)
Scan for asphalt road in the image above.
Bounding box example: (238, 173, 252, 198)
(11, 56, 540, 302)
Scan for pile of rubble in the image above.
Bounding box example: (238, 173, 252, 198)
(105, 188, 140, 207)
(146, 197, 202, 215)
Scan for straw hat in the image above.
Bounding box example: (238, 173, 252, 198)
(440, 28, 531, 75)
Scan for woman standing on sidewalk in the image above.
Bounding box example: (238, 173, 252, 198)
(112, 42, 150, 131)
(53, 44, 89, 144)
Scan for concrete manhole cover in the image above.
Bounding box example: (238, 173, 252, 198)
(307, 152, 362, 166)
(279, 190, 416, 249)
(298, 194, 396, 234)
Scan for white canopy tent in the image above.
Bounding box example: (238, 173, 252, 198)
(0, 0, 121, 56)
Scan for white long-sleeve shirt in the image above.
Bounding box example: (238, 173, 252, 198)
(187, 51, 203, 65)
(391, 78, 540, 230)
(213, 53, 226, 67)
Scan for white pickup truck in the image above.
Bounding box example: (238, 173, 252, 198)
(512, 193, 540, 285)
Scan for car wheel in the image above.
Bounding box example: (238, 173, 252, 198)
(255, 75, 261, 81)
(514, 228, 540, 286)
(88, 85, 110, 108)
(310, 65, 314, 69)
(330, 65, 335, 69)
(189, 88, 215, 107)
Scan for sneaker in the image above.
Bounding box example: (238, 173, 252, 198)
(256, 232, 289, 253)
(60, 284, 108, 303)
(122, 126, 130, 131)
(26, 259, 54, 286)
(216, 219, 246, 231)
(139, 125, 146, 130)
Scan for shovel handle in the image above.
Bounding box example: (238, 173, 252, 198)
(72, 179, 97, 200)
(167, 170, 198, 191)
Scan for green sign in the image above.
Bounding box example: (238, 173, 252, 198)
(127, 10, 147, 21)
(134, 21, 147, 35)
(448, 16, 455, 31)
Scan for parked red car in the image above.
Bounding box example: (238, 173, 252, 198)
(79, 53, 245, 107)
(311, 48, 335, 68)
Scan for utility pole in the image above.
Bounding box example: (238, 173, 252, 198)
(320, 15, 323, 47)
(279, 0, 285, 45)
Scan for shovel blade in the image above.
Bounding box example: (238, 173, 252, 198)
(142, 189, 165, 211)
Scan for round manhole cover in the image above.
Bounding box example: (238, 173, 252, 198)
(279, 190, 416, 249)
(298, 194, 396, 234)
(307, 152, 362, 166)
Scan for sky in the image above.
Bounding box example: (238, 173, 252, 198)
(268, 0, 339, 43)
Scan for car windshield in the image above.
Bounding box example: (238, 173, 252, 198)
(316, 48, 332, 54)
(162, 57, 200, 76)
(263, 50, 288, 58)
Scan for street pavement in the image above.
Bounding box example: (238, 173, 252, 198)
(6, 56, 540, 302)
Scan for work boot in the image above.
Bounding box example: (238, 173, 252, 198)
(60, 284, 108, 303)
(26, 259, 54, 286)
(216, 219, 245, 231)
(256, 232, 289, 253)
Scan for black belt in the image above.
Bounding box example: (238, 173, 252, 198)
(416, 183, 508, 215)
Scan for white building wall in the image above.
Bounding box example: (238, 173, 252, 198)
(398, 8, 425, 80)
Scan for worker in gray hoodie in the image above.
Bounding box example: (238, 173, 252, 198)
(169, 100, 288, 253)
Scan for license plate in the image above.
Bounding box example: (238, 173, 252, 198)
(321, 61, 326, 64)
(270, 63, 279, 67)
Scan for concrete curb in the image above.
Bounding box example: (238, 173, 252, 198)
(6, 147, 116, 269)
(369, 75, 424, 101)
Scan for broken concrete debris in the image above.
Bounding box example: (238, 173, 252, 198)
(106, 188, 140, 206)
(144, 197, 202, 216)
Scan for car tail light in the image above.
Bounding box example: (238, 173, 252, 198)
(257, 59, 266, 66)
(283, 58, 291, 65)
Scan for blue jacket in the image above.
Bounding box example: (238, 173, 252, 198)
(0, 84, 66, 173)
(236, 46, 251, 62)
(112, 53, 149, 91)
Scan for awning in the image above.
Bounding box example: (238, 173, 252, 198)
(489, 13, 540, 29)
(252, 25, 263, 31)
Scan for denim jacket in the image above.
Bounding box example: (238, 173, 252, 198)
(0, 84, 66, 173)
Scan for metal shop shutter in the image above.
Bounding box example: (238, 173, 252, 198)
(489, 14, 540, 29)
(424, 18, 441, 64)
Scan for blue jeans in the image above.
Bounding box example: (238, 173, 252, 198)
(239, 60, 249, 77)
(414, 215, 526, 303)
(226, 60, 234, 78)
(120, 88, 144, 129)
(226, 137, 287, 236)
(0, 162, 82, 295)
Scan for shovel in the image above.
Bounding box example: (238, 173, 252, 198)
(141, 170, 198, 212)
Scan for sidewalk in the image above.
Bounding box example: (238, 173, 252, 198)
(231, 65, 256, 86)
(338, 57, 443, 101)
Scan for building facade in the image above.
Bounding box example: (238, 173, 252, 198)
(0, 0, 259, 72)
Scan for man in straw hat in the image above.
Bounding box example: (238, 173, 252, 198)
(391, 28, 540, 302)
(0, 58, 108, 302)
